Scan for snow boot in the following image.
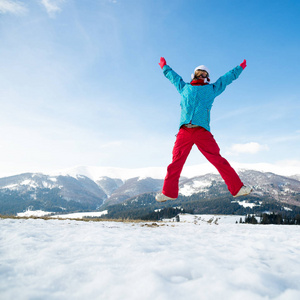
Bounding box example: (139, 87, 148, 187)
(233, 185, 253, 198)
(155, 193, 177, 203)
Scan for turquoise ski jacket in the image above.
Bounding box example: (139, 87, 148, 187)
(162, 65, 243, 132)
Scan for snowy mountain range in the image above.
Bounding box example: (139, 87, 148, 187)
(0, 165, 299, 215)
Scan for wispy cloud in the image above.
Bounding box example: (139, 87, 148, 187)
(269, 132, 300, 143)
(0, 0, 27, 14)
(40, 0, 64, 17)
(226, 142, 269, 155)
(99, 141, 123, 149)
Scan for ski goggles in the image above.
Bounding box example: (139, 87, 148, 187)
(195, 69, 209, 78)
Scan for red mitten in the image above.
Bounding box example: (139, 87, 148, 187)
(240, 59, 247, 70)
(159, 57, 166, 69)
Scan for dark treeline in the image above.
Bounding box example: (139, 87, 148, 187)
(97, 192, 300, 221)
(243, 213, 300, 225)
(0, 188, 97, 215)
(141, 207, 185, 221)
(2, 187, 300, 222)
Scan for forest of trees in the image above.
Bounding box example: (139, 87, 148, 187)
(1, 187, 300, 223)
(243, 213, 300, 225)
(98, 192, 300, 222)
(141, 207, 184, 221)
(0, 188, 97, 215)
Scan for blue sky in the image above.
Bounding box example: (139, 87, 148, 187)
(0, 0, 300, 176)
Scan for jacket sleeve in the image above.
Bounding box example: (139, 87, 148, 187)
(212, 65, 243, 97)
(162, 65, 186, 93)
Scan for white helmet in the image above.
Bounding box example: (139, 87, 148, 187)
(191, 65, 210, 80)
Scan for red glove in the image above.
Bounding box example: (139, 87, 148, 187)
(240, 59, 247, 70)
(159, 57, 166, 69)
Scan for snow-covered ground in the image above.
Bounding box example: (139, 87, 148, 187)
(17, 210, 108, 219)
(1, 214, 300, 300)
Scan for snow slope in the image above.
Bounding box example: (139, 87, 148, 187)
(1, 215, 300, 300)
(17, 210, 108, 219)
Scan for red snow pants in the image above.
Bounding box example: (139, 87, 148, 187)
(162, 126, 243, 198)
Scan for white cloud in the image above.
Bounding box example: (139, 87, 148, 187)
(40, 0, 64, 17)
(227, 142, 269, 155)
(0, 0, 27, 14)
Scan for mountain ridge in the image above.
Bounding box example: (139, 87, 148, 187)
(48, 162, 300, 182)
(0, 167, 299, 216)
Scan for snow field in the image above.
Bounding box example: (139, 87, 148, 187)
(17, 210, 109, 219)
(0, 215, 300, 300)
